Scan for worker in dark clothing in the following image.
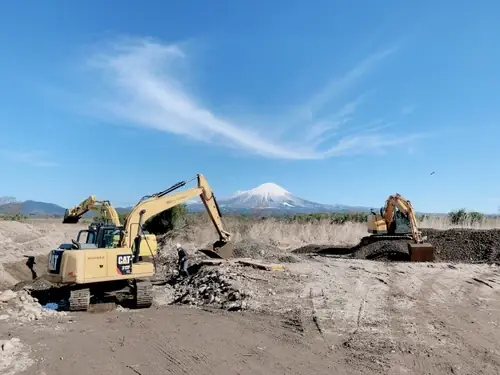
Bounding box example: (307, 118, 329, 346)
(176, 243, 189, 277)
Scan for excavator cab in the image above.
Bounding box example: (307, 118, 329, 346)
(74, 223, 122, 249)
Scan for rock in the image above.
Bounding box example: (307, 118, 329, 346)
(165, 265, 251, 310)
(1, 340, 14, 352)
(0, 288, 67, 323)
(0, 290, 17, 302)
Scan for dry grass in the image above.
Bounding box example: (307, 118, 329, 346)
(420, 216, 500, 230)
(160, 214, 500, 253)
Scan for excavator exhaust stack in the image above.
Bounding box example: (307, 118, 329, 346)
(408, 242, 435, 262)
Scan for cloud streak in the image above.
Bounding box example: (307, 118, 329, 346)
(75, 37, 426, 160)
(0, 150, 58, 167)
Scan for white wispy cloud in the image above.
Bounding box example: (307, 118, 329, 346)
(0, 150, 58, 167)
(300, 49, 395, 119)
(74, 37, 426, 160)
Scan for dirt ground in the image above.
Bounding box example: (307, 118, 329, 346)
(1, 219, 500, 374)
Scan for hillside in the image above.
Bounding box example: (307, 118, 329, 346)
(0, 198, 129, 217)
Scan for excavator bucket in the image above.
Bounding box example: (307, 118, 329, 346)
(198, 240, 234, 259)
(408, 242, 435, 262)
(62, 209, 80, 224)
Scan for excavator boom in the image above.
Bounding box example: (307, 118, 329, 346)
(120, 174, 233, 259)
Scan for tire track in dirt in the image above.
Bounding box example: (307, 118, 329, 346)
(416, 266, 500, 374)
(385, 263, 443, 375)
(12, 306, 336, 375)
(299, 259, 398, 374)
(386, 263, 500, 374)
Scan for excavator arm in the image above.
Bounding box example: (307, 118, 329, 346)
(381, 194, 423, 243)
(119, 174, 233, 259)
(63, 195, 121, 226)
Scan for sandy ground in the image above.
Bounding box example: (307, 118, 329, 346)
(1, 257, 500, 375)
(1, 219, 500, 374)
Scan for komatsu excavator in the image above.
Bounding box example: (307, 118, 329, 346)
(362, 193, 435, 261)
(46, 174, 232, 311)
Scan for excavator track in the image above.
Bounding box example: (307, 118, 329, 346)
(69, 288, 91, 311)
(134, 279, 153, 309)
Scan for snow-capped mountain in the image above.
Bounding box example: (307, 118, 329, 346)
(186, 182, 370, 214)
(223, 183, 325, 209)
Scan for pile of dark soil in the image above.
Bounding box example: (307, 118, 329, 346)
(350, 229, 500, 263)
(422, 228, 500, 263)
(232, 240, 299, 262)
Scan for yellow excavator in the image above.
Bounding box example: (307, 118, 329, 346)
(60, 195, 125, 250)
(62, 195, 122, 226)
(362, 193, 435, 261)
(46, 174, 232, 311)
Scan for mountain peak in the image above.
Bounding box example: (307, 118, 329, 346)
(249, 182, 290, 197)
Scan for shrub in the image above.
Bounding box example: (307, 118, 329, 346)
(143, 204, 187, 234)
(468, 211, 485, 224)
(447, 209, 485, 225)
(448, 209, 468, 225)
(0, 213, 27, 221)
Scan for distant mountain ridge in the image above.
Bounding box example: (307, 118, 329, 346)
(186, 182, 372, 214)
(0, 198, 130, 216)
(0, 184, 372, 216)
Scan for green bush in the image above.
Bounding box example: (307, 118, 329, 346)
(468, 211, 485, 224)
(281, 212, 369, 224)
(93, 204, 187, 235)
(143, 204, 187, 234)
(0, 213, 27, 221)
(448, 209, 484, 225)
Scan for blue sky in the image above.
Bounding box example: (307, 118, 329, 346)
(0, 1, 499, 213)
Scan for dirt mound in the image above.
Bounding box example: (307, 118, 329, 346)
(349, 229, 500, 263)
(0, 289, 67, 323)
(422, 228, 500, 262)
(352, 240, 410, 261)
(0, 221, 83, 263)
